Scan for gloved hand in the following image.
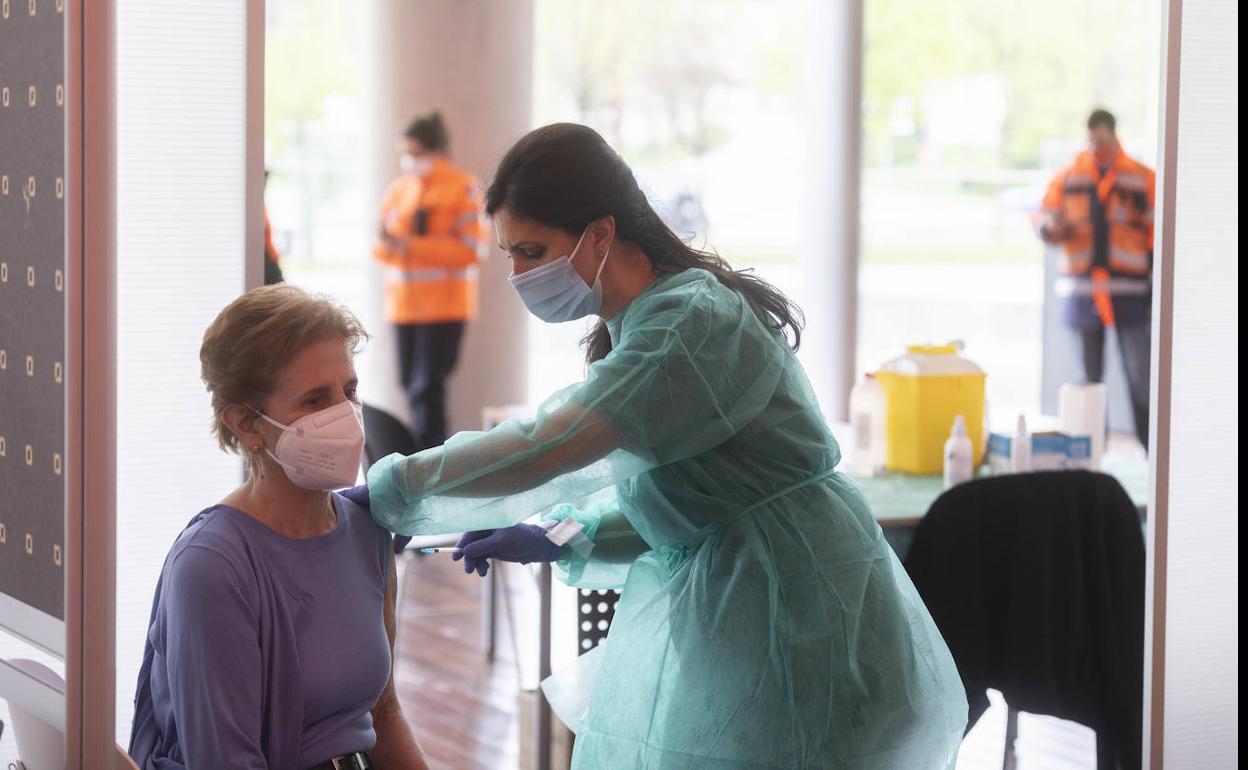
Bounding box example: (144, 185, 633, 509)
(453, 524, 564, 577)
(339, 484, 370, 507)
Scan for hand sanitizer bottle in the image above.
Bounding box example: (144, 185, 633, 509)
(849, 372, 889, 476)
(1011, 414, 1032, 473)
(943, 415, 974, 489)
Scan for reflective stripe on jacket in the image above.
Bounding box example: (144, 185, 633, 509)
(372, 157, 485, 324)
(1035, 148, 1156, 281)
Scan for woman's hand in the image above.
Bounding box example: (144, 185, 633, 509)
(453, 524, 564, 577)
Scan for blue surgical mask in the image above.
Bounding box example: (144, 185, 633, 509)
(508, 228, 611, 323)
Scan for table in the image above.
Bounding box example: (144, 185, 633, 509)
(851, 453, 1150, 560)
(853, 453, 1150, 529)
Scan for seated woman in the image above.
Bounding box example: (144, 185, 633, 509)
(128, 284, 427, 770)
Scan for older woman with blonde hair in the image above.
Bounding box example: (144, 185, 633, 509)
(128, 284, 428, 770)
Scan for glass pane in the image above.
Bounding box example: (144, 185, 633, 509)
(530, 0, 808, 404)
(263, 0, 369, 309)
(859, 0, 1161, 423)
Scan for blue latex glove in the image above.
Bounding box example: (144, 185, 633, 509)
(339, 484, 370, 507)
(453, 524, 564, 577)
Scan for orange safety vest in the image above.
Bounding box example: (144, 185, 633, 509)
(1035, 148, 1155, 325)
(372, 157, 484, 325)
(264, 206, 280, 263)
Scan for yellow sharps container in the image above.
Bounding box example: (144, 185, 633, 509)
(875, 344, 986, 474)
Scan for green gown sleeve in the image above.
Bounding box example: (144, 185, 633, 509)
(366, 273, 788, 537)
(542, 495, 650, 590)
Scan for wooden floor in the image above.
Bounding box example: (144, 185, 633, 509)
(393, 554, 1100, 770)
(394, 552, 536, 770)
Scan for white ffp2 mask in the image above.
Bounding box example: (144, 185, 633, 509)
(400, 153, 434, 178)
(253, 400, 366, 491)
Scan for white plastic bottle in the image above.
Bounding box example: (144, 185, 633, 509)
(1059, 383, 1107, 469)
(1011, 414, 1032, 473)
(849, 372, 889, 475)
(943, 415, 974, 489)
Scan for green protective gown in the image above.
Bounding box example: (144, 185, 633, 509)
(367, 268, 968, 769)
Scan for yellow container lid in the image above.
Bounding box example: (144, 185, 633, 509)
(906, 343, 960, 356)
(880, 342, 984, 377)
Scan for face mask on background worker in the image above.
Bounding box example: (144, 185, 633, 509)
(252, 399, 366, 491)
(508, 226, 612, 323)
(399, 153, 435, 178)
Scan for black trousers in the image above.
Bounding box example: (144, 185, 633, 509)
(1073, 322, 1152, 449)
(395, 321, 465, 450)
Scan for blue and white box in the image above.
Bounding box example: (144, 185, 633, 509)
(987, 431, 1094, 473)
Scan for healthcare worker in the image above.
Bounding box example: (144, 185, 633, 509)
(367, 123, 968, 769)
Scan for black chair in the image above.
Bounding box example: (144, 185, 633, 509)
(577, 589, 622, 655)
(904, 471, 1145, 770)
(361, 402, 419, 554)
(362, 401, 418, 467)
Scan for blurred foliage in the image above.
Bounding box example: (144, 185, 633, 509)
(264, 0, 361, 159)
(265, 0, 1160, 171)
(865, 0, 1160, 168)
(534, 0, 799, 161)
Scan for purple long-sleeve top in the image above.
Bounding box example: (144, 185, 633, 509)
(128, 492, 393, 770)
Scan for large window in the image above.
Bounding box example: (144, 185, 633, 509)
(859, 0, 1162, 421)
(263, 0, 370, 312)
(529, 0, 808, 403)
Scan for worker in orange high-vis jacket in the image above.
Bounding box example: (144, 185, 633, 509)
(1034, 109, 1155, 449)
(373, 112, 485, 449)
(263, 169, 284, 285)
(263, 206, 284, 285)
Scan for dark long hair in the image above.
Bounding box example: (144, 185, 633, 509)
(405, 111, 449, 153)
(485, 123, 804, 364)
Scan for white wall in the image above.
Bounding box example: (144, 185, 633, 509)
(114, 0, 249, 747)
(1146, 0, 1239, 766)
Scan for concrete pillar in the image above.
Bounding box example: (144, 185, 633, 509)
(366, 0, 534, 433)
(801, 0, 863, 422)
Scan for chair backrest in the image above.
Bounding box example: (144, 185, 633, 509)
(360, 403, 419, 554)
(577, 589, 622, 654)
(904, 470, 1144, 766)
(361, 402, 417, 470)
